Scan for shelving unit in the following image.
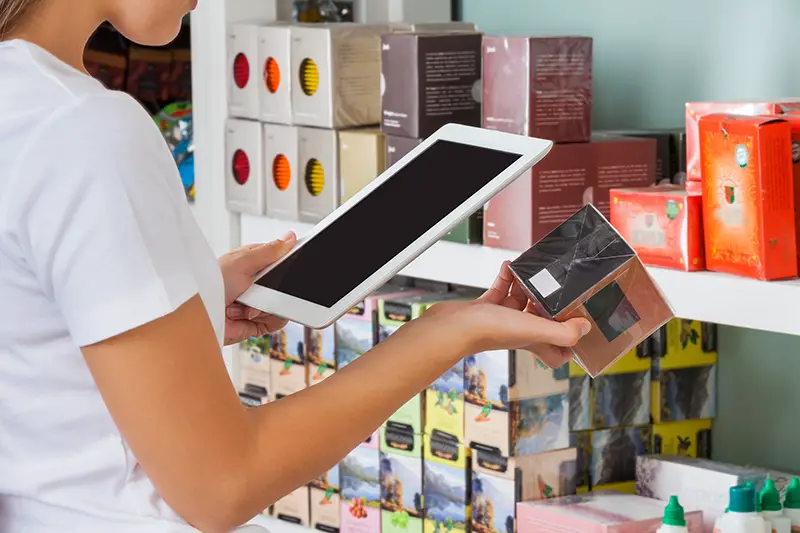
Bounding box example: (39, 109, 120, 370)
(240, 213, 800, 337)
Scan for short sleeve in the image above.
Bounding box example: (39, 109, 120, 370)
(11, 92, 200, 347)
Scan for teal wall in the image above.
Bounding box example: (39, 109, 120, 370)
(462, 0, 800, 472)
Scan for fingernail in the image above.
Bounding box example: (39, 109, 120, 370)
(580, 321, 592, 336)
(281, 231, 296, 243)
(227, 306, 244, 319)
(247, 308, 260, 320)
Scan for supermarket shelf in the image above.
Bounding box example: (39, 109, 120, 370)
(240, 214, 800, 337)
(248, 514, 309, 533)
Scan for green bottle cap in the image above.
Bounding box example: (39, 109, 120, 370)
(785, 478, 800, 509)
(746, 482, 761, 512)
(760, 479, 782, 512)
(663, 496, 687, 527)
(730, 484, 756, 513)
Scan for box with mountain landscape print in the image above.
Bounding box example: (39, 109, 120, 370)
(424, 433, 471, 533)
(268, 322, 307, 399)
(310, 464, 341, 533)
(340, 444, 382, 533)
(425, 359, 466, 443)
(380, 425, 424, 533)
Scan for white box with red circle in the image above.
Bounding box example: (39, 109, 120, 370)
(298, 126, 340, 223)
(227, 24, 261, 120)
(258, 24, 293, 125)
(264, 123, 299, 221)
(226, 119, 265, 215)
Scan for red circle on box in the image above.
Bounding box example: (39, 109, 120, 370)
(233, 53, 250, 89)
(232, 149, 250, 185)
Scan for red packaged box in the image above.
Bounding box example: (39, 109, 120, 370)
(482, 36, 593, 143)
(699, 114, 797, 280)
(783, 114, 800, 272)
(686, 100, 800, 182)
(610, 185, 705, 272)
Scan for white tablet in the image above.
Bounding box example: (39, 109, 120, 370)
(237, 124, 552, 329)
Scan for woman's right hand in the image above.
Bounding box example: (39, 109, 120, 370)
(419, 262, 592, 368)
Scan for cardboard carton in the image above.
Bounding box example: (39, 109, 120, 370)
(380, 425, 424, 533)
(264, 123, 300, 221)
(310, 464, 341, 533)
(269, 322, 307, 398)
(652, 419, 712, 459)
(341, 444, 382, 533)
(258, 24, 293, 124)
(298, 126, 340, 223)
(306, 326, 336, 384)
(228, 24, 261, 120)
(273, 485, 311, 526)
(339, 129, 386, 203)
(226, 119, 265, 215)
(424, 433, 471, 533)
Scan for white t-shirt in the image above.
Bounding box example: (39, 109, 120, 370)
(0, 40, 225, 532)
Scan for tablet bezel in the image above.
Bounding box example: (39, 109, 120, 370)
(237, 123, 553, 329)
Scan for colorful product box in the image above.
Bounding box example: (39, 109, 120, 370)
(298, 126, 340, 223)
(306, 326, 336, 383)
(636, 455, 768, 533)
(590, 426, 652, 488)
(341, 444, 382, 533)
(590, 371, 650, 430)
(650, 364, 716, 424)
(443, 209, 484, 245)
(258, 23, 293, 125)
(387, 21, 476, 33)
(291, 23, 388, 129)
(381, 32, 483, 139)
(662, 319, 718, 369)
(264, 123, 300, 221)
(699, 114, 798, 280)
(482, 36, 593, 143)
(311, 464, 341, 533)
(425, 360, 466, 442)
(380, 426, 424, 533)
(568, 344, 651, 378)
(516, 491, 704, 533)
(652, 419, 712, 459)
(269, 322, 307, 399)
(339, 129, 386, 204)
(238, 336, 271, 392)
(464, 350, 571, 457)
(779, 114, 800, 272)
(424, 433, 471, 533)
(509, 205, 674, 377)
(273, 485, 311, 526)
(228, 24, 261, 120)
(685, 99, 800, 181)
(610, 185, 705, 272)
(569, 431, 591, 493)
(484, 135, 657, 251)
(226, 118, 265, 216)
(568, 375, 591, 432)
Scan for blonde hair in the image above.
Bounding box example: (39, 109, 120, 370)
(0, 0, 41, 39)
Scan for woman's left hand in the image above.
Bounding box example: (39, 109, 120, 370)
(219, 232, 297, 345)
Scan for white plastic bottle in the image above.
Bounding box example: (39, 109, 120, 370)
(714, 484, 769, 533)
(782, 478, 800, 532)
(760, 479, 791, 533)
(657, 496, 689, 533)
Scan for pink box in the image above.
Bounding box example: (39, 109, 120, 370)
(340, 444, 381, 533)
(517, 491, 703, 533)
(685, 100, 800, 181)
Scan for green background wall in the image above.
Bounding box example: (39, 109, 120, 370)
(462, 0, 800, 472)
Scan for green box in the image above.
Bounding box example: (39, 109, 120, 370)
(443, 210, 483, 245)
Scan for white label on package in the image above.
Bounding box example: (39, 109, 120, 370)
(530, 269, 561, 298)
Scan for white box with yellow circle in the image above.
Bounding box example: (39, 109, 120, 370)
(257, 24, 293, 125)
(226, 119, 265, 215)
(298, 126, 340, 223)
(228, 24, 261, 120)
(264, 123, 299, 221)
(290, 23, 388, 129)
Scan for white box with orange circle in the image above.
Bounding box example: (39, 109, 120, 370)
(290, 23, 388, 129)
(226, 119, 265, 215)
(227, 24, 261, 120)
(258, 24, 293, 125)
(264, 123, 299, 221)
(298, 126, 340, 223)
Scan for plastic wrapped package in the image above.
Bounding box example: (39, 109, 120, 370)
(509, 205, 674, 378)
(590, 371, 650, 429)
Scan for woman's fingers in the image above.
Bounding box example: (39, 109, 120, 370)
(502, 278, 528, 311)
(478, 261, 514, 305)
(524, 343, 574, 369)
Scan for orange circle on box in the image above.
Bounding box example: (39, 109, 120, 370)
(264, 57, 281, 94)
(305, 158, 325, 196)
(233, 53, 250, 89)
(273, 154, 291, 191)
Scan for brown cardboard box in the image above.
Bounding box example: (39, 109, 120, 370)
(482, 36, 592, 143)
(484, 135, 656, 251)
(339, 128, 386, 203)
(381, 32, 482, 139)
(509, 205, 674, 377)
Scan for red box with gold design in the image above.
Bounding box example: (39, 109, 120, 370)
(609, 185, 704, 272)
(780, 114, 800, 273)
(699, 113, 798, 280)
(686, 100, 800, 182)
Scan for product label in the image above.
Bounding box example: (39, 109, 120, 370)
(384, 423, 416, 452)
(429, 432, 460, 463)
(474, 445, 508, 473)
(383, 302, 412, 323)
(348, 301, 366, 316)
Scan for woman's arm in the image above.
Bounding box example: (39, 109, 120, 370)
(83, 268, 588, 533)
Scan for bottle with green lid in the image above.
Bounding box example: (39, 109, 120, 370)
(783, 478, 800, 531)
(657, 496, 689, 533)
(760, 479, 791, 533)
(715, 484, 769, 533)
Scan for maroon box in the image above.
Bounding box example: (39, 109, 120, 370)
(482, 36, 593, 143)
(385, 135, 423, 169)
(484, 135, 656, 251)
(381, 32, 483, 139)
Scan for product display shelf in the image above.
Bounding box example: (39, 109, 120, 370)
(240, 213, 800, 337)
(249, 514, 309, 533)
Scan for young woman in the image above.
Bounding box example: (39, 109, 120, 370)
(0, 1, 591, 532)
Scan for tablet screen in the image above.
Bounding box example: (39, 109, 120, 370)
(256, 140, 522, 307)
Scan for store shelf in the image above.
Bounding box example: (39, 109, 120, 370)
(248, 514, 309, 533)
(240, 213, 800, 337)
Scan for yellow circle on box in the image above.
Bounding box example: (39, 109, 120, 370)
(300, 58, 320, 96)
(305, 159, 325, 196)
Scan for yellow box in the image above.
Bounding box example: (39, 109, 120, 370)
(569, 345, 650, 377)
(662, 319, 718, 370)
(424, 360, 465, 442)
(423, 433, 470, 533)
(591, 481, 636, 494)
(651, 364, 717, 423)
(652, 419, 713, 458)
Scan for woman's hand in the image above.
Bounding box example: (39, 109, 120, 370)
(219, 232, 297, 345)
(421, 261, 591, 368)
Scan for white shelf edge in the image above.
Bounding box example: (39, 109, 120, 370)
(240, 213, 800, 337)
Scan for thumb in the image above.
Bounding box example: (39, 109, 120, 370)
(236, 232, 297, 277)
